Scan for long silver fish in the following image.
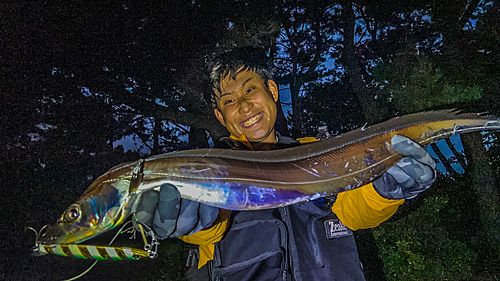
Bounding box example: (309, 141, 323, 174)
(37, 110, 499, 246)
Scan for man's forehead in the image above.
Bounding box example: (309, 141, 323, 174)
(220, 68, 262, 89)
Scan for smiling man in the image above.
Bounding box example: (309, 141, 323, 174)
(214, 69, 279, 144)
(136, 48, 437, 280)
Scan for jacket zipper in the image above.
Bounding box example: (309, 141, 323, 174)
(280, 206, 300, 281)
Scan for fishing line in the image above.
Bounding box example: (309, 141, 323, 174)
(63, 260, 98, 281)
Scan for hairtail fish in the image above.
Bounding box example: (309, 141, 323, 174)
(34, 109, 499, 253)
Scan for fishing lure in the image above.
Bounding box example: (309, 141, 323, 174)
(29, 222, 158, 261)
(37, 244, 149, 261)
(29, 222, 158, 280)
(34, 110, 499, 252)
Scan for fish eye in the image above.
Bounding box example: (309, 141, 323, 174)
(64, 205, 81, 222)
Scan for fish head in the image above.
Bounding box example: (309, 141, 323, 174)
(39, 179, 133, 245)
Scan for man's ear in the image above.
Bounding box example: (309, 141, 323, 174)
(267, 80, 279, 102)
(214, 108, 226, 127)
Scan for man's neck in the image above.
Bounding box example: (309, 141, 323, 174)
(229, 130, 278, 150)
(252, 135, 279, 150)
(252, 142, 276, 150)
(224, 132, 298, 150)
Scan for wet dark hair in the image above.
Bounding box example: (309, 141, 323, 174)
(208, 47, 275, 108)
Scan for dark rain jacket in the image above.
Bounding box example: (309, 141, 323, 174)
(180, 135, 404, 281)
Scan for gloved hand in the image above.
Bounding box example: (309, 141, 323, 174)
(134, 183, 219, 239)
(373, 135, 437, 200)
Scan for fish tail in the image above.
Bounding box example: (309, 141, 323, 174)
(385, 110, 500, 146)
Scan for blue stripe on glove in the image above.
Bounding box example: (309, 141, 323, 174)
(426, 134, 467, 176)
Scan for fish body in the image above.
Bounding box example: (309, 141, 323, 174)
(38, 110, 499, 246)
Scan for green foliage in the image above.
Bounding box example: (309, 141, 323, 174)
(298, 82, 365, 137)
(374, 57, 483, 114)
(374, 195, 478, 281)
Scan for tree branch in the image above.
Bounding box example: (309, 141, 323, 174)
(114, 93, 226, 140)
(458, 0, 481, 30)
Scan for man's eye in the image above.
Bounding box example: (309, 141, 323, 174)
(223, 99, 235, 106)
(246, 87, 255, 94)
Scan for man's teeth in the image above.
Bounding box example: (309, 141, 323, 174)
(243, 114, 260, 127)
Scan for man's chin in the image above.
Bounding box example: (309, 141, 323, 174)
(245, 130, 274, 144)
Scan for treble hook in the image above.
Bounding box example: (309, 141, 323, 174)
(26, 224, 48, 240)
(26, 224, 48, 255)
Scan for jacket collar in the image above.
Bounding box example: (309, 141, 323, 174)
(220, 132, 298, 150)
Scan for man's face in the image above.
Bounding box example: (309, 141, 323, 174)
(214, 69, 279, 144)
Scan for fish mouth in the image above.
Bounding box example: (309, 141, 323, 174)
(27, 224, 70, 256)
(240, 112, 263, 128)
(37, 224, 67, 244)
(37, 223, 96, 245)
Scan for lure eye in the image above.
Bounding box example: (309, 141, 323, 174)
(64, 205, 81, 222)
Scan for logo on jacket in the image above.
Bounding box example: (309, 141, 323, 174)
(324, 219, 353, 239)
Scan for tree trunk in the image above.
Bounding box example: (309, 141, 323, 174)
(275, 98, 290, 136)
(341, 2, 388, 123)
(188, 127, 209, 149)
(463, 133, 499, 250)
(290, 49, 302, 137)
(152, 116, 160, 154)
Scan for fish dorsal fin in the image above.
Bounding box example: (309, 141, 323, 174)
(129, 159, 145, 193)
